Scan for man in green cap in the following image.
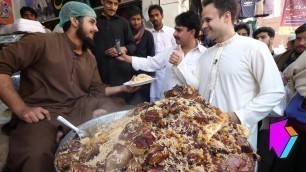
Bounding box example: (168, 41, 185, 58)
(0, 1, 137, 171)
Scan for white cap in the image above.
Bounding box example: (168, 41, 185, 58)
(288, 34, 296, 42)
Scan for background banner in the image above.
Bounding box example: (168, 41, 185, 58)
(279, 0, 306, 34)
(0, 0, 14, 26)
(23, 0, 90, 22)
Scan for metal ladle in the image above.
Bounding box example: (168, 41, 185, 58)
(57, 116, 89, 138)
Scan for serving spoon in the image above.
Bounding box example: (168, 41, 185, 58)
(57, 116, 89, 139)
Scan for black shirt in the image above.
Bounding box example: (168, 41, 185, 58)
(93, 14, 136, 86)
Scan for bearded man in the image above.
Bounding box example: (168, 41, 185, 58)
(0, 2, 137, 171)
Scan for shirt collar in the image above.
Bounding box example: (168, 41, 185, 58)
(151, 25, 166, 33)
(63, 33, 77, 50)
(178, 41, 206, 53)
(215, 33, 238, 47)
(100, 12, 120, 20)
(196, 42, 206, 53)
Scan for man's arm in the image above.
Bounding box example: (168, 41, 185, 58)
(105, 85, 140, 96)
(90, 67, 139, 96)
(0, 74, 51, 123)
(171, 53, 201, 89)
(234, 43, 285, 127)
(117, 47, 174, 72)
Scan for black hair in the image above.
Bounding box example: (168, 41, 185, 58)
(234, 23, 250, 36)
(202, 0, 237, 24)
(20, 6, 37, 18)
(252, 27, 275, 38)
(62, 17, 84, 32)
(295, 23, 306, 35)
(148, 4, 163, 16)
(126, 6, 143, 20)
(175, 11, 201, 39)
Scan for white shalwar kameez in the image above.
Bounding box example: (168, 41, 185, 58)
(179, 34, 285, 150)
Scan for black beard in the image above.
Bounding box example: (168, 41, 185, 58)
(293, 46, 306, 56)
(76, 26, 95, 49)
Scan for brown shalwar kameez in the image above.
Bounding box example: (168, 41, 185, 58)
(0, 32, 124, 172)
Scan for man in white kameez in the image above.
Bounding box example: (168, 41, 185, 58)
(179, 0, 284, 150)
(117, 11, 206, 97)
(147, 5, 176, 102)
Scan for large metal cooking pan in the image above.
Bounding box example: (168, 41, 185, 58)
(55, 110, 130, 171)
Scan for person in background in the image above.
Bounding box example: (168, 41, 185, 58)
(20, 6, 37, 21)
(20, 6, 51, 33)
(126, 6, 155, 104)
(253, 26, 276, 56)
(93, 0, 136, 104)
(287, 33, 296, 50)
(275, 23, 306, 72)
(271, 50, 306, 172)
(117, 11, 206, 96)
(179, 0, 284, 153)
(0, 2, 137, 171)
(147, 4, 176, 102)
(52, 23, 64, 33)
(234, 22, 250, 36)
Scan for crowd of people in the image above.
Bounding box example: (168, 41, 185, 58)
(0, 0, 305, 171)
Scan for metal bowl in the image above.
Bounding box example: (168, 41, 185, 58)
(55, 110, 130, 171)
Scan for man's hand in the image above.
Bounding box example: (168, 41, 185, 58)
(169, 50, 183, 66)
(121, 85, 140, 93)
(105, 47, 119, 57)
(116, 52, 132, 63)
(169, 45, 183, 66)
(227, 112, 241, 124)
(105, 47, 127, 57)
(282, 73, 291, 86)
(16, 106, 51, 123)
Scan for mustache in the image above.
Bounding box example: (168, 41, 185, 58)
(106, 9, 116, 13)
(296, 45, 306, 49)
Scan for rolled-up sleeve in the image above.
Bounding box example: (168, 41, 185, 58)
(132, 48, 173, 72)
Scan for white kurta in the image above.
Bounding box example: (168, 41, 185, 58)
(132, 44, 206, 98)
(180, 34, 285, 149)
(149, 26, 176, 102)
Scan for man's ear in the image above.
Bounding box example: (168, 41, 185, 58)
(270, 37, 275, 44)
(190, 29, 196, 38)
(223, 11, 232, 24)
(70, 16, 79, 27)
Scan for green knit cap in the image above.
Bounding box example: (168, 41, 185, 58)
(59, 1, 96, 28)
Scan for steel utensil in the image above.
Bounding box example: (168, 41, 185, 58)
(57, 116, 89, 138)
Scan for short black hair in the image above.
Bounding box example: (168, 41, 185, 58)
(295, 23, 306, 35)
(148, 4, 163, 16)
(234, 23, 250, 36)
(202, 0, 237, 24)
(20, 6, 37, 18)
(126, 6, 143, 20)
(252, 27, 275, 38)
(175, 11, 201, 39)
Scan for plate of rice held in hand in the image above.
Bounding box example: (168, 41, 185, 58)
(55, 85, 259, 172)
(123, 73, 156, 87)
